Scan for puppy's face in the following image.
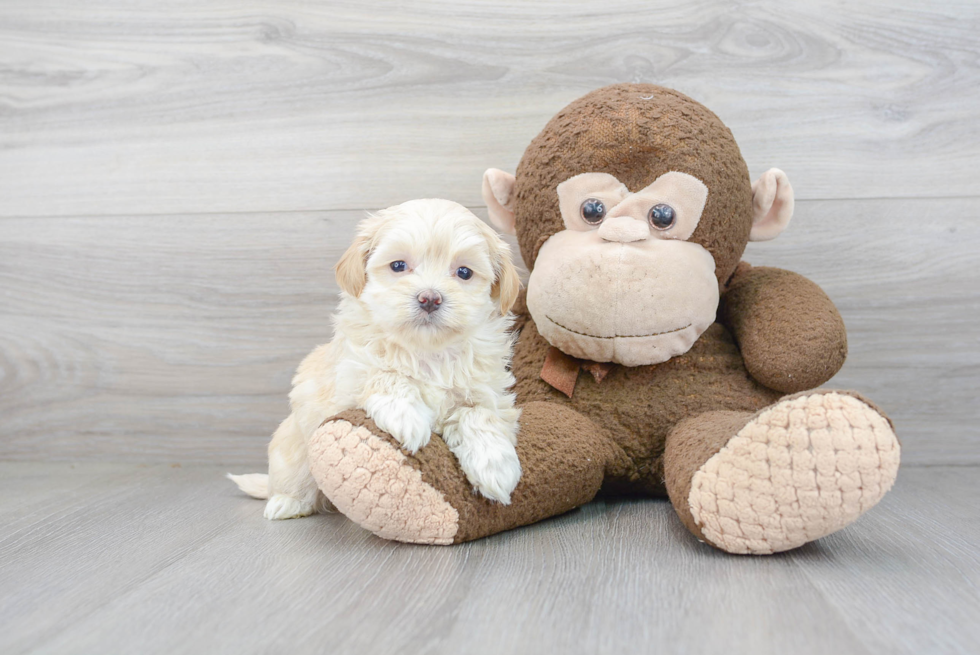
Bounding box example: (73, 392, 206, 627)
(336, 199, 521, 349)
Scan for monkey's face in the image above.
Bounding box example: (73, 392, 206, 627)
(525, 171, 719, 366)
(482, 84, 795, 367)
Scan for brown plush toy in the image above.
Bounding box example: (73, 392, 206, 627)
(308, 84, 901, 554)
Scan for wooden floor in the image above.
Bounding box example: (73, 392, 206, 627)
(2, 1, 979, 653)
(0, 462, 976, 655)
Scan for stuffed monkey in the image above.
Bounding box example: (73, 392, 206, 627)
(308, 84, 900, 554)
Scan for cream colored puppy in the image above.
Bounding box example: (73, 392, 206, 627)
(230, 199, 523, 519)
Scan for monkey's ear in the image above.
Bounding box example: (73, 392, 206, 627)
(482, 168, 517, 236)
(749, 168, 794, 242)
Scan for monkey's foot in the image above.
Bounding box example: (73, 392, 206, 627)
(308, 415, 459, 545)
(308, 404, 613, 545)
(670, 391, 901, 555)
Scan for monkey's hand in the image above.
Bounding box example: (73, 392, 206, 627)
(719, 264, 847, 394)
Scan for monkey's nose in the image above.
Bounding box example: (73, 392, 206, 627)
(417, 289, 443, 314)
(597, 215, 650, 243)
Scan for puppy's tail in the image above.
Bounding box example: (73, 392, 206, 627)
(227, 472, 269, 499)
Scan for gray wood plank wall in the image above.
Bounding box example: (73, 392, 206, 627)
(1, 1, 978, 465)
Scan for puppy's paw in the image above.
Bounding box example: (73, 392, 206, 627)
(264, 494, 315, 520)
(466, 440, 522, 505)
(451, 430, 522, 505)
(364, 394, 434, 454)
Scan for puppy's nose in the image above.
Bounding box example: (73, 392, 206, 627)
(417, 289, 443, 314)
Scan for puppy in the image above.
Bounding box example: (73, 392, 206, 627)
(230, 199, 523, 520)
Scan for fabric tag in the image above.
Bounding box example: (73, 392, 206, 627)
(581, 361, 613, 384)
(540, 348, 615, 397)
(540, 347, 580, 398)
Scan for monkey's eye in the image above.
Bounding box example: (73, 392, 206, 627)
(580, 198, 606, 225)
(390, 261, 408, 273)
(648, 204, 676, 230)
(456, 266, 473, 280)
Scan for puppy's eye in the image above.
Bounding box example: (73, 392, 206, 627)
(648, 204, 676, 230)
(580, 198, 606, 225)
(390, 261, 408, 273)
(456, 266, 473, 280)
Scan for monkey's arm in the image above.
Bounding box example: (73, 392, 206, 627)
(719, 264, 847, 394)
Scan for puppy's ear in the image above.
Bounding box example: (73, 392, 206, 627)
(335, 234, 369, 297)
(493, 255, 521, 315)
(490, 239, 522, 315)
(337, 213, 387, 297)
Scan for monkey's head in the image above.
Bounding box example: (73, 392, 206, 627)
(482, 84, 795, 366)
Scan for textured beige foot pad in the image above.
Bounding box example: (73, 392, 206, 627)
(308, 420, 459, 545)
(688, 392, 901, 555)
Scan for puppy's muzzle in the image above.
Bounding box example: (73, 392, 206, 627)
(417, 289, 443, 314)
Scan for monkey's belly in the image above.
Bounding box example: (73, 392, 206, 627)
(512, 318, 782, 495)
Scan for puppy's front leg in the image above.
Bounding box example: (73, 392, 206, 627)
(361, 372, 434, 453)
(443, 406, 521, 505)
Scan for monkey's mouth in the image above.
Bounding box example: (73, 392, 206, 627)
(546, 315, 692, 340)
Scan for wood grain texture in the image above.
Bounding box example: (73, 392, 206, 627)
(1, 198, 977, 465)
(0, 0, 978, 217)
(0, 212, 348, 463)
(0, 462, 976, 654)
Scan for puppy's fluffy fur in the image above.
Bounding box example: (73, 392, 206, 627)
(230, 199, 523, 519)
